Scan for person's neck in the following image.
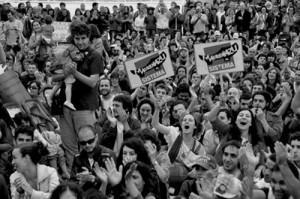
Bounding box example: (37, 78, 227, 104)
(102, 93, 112, 100)
(23, 163, 37, 180)
(183, 133, 194, 144)
(240, 128, 249, 140)
(225, 167, 239, 176)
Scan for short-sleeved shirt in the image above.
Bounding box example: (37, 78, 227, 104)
(71, 47, 103, 110)
(3, 19, 23, 46)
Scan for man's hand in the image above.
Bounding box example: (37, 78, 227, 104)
(93, 162, 108, 184)
(251, 107, 265, 120)
(14, 176, 33, 195)
(104, 158, 123, 186)
(76, 167, 95, 184)
(118, 108, 129, 123)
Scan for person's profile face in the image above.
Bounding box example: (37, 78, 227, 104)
(12, 148, 27, 173)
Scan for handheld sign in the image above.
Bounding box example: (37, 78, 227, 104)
(194, 40, 244, 75)
(124, 49, 174, 89)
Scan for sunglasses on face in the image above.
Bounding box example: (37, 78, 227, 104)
(79, 137, 96, 146)
(29, 86, 38, 90)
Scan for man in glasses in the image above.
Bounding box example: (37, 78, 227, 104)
(71, 125, 115, 193)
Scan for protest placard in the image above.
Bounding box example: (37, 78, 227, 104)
(52, 22, 71, 42)
(194, 40, 244, 75)
(124, 49, 174, 89)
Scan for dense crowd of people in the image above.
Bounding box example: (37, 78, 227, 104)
(0, 0, 299, 199)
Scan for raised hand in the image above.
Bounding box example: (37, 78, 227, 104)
(94, 162, 108, 184)
(104, 158, 123, 186)
(106, 107, 117, 127)
(241, 143, 260, 167)
(274, 141, 288, 165)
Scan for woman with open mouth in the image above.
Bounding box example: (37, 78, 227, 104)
(204, 101, 265, 164)
(152, 99, 207, 193)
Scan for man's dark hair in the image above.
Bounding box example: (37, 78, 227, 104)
(70, 21, 90, 38)
(222, 140, 241, 152)
(14, 125, 34, 140)
(253, 81, 265, 91)
(156, 83, 168, 92)
(240, 92, 252, 101)
(289, 132, 300, 143)
(60, 2, 66, 7)
(92, 2, 98, 7)
(252, 91, 272, 105)
(176, 83, 190, 96)
(113, 94, 133, 114)
(6, 10, 14, 16)
(13, 112, 31, 126)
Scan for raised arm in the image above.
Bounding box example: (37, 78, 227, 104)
(275, 142, 300, 199)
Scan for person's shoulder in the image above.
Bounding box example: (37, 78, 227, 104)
(88, 47, 102, 57)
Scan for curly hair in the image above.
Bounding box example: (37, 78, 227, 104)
(116, 137, 152, 167)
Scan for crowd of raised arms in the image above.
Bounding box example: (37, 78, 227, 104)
(1, 0, 300, 199)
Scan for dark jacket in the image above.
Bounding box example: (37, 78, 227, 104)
(100, 117, 141, 150)
(169, 13, 185, 31)
(70, 145, 115, 190)
(144, 15, 157, 30)
(235, 10, 251, 32)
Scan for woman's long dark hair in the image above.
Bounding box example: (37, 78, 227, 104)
(229, 109, 262, 147)
(265, 67, 281, 89)
(116, 137, 152, 167)
(137, 98, 155, 121)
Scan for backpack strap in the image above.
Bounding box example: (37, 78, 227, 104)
(192, 139, 201, 155)
(168, 132, 183, 164)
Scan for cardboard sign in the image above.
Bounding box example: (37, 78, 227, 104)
(52, 22, 71, 42)
(125, 49, 174, 89)
(194, 40, 244, 75)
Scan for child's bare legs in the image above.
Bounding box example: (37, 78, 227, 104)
(58, 147, 70, 179)
(64, 75, 76, 110)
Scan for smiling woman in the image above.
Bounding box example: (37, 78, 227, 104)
(205, 101, 264, 165)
